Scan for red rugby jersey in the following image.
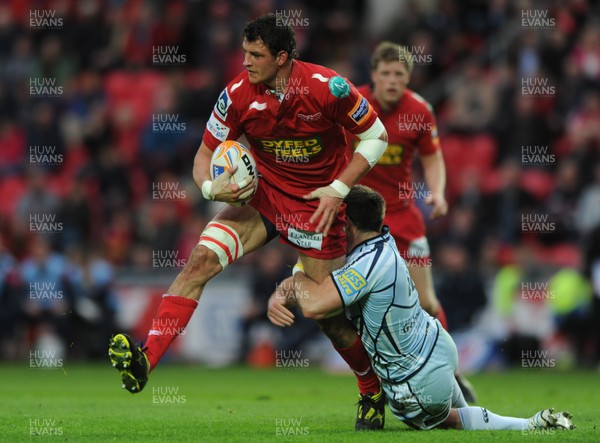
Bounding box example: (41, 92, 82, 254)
(353, 85, 441, 211)
(202, 60, 378, 198)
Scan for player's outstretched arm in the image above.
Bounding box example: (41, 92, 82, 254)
(421, 150, 448, 220)
(193, 142, 255, 204)
(304, 119, 388, 236)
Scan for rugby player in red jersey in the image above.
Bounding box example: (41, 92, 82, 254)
(347, 41, 476, 402)
(108, 13, 389, 430)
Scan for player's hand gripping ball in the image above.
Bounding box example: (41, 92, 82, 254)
(209, 140, 258, 207)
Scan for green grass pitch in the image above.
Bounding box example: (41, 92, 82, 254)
(1, 364, 597, 442)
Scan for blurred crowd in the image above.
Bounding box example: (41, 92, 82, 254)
(1, 0, 600, 368)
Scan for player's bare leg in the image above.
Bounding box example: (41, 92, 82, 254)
(109, 204, 268, 393)
(408, 263, 477, 404)
(302, 254, 385, 430)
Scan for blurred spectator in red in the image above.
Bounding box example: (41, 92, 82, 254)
(101, 209, 134, 265)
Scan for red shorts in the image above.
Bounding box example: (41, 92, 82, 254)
(250, 180, 347, 259)
(385, 204, 431, 266)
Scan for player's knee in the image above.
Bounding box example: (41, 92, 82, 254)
(179, 245, 221, 284)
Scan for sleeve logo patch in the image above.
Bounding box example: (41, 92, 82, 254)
(336, 269, 367, 295)
(328, 76, 350, 99)
(215, 88, 231, 120)
(348, 95, 372, 125)
(206, 113, 231, 141)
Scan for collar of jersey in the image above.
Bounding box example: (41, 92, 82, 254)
(348, 225, 391, 256)
(260, 60, 300, 96)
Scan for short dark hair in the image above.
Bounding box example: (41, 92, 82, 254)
(243, 13, 298, 59)
(371, 41, 413, 74)
(344, 185, 386, 232)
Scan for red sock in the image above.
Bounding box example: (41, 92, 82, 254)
(436, 304, 448, 330)
(334, 336, 380, 395)
(144, 295, 198, 371)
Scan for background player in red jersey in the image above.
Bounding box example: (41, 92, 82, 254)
(108, 14, 389, 430)
(348, 42, 476, 402)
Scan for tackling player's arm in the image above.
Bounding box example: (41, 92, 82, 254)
(421, 149, 448, 219)
(267, 266, 342, 326)
(193, 142, 255, 204)
(292, 272, 342, 320)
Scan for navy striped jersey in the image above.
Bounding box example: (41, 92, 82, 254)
(331, 226, 439, 383)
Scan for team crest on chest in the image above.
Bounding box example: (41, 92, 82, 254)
(297, 112, 322, 122)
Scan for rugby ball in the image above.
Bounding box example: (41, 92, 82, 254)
(210, 140, 258, 206)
